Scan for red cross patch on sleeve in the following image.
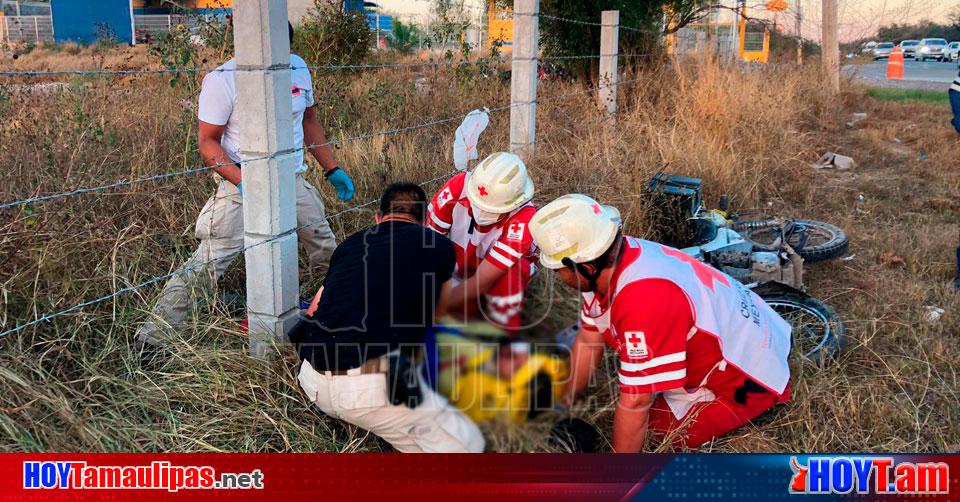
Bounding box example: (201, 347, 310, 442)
(625, 331, 649, 358)
(506, 222, 525, 241)
(437, 187, 453, 208)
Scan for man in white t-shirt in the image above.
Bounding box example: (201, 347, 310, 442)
(136, 24, 355, 352)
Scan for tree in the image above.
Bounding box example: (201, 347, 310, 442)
(392, 18, 426, 53)
(533, 0, 712, 83)
(293, 0, 373, 70)
(428, 0, 473, 51)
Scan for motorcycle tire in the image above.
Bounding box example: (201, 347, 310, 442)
(733, 218, 849, 263)
(758, 288, 845, 366)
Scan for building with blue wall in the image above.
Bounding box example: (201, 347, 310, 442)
(50, 0, 133, 45)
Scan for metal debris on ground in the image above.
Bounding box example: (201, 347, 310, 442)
(845, 112, 868, 128)
(813, 152, 856, 170)
(924, 306, 944, 324)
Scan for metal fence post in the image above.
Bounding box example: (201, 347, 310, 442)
(234, 0, 300, 358)
(598, 10, 619, 122)
(509, 0, 539, 160)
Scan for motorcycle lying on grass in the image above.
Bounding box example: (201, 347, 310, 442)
(646, 173, 848, 366)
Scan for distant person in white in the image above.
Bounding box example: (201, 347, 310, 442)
(136, 23, 354, 353)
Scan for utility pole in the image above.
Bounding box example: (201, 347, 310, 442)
(509, 0, 539, 160)
(598, 10, 619, 122)
(795, 0, 803, 65)
(234, 0, 300, 358)
(822, 0, 839, 94)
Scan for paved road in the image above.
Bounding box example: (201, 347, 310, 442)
(845, 60, 957, 91)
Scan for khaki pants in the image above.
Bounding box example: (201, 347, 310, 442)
(297, 360, 485, 453)
(137, 175, 337, 346)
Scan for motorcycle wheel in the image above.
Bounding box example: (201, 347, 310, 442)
(759, 289, 845, 366)
(733, 218, 849, 263)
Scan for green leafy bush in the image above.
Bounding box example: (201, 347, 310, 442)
(293, 0, 373, 71)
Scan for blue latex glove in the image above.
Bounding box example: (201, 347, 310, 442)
(235, 181, 244, 197)
(325, 167, 355, 201)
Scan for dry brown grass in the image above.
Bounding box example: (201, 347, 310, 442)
(0, 45, 957, 452)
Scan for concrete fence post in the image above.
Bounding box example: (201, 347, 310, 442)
(509, 0, 539, 160)
(234, 0, 300, 358)
(598, 10, 619, 122)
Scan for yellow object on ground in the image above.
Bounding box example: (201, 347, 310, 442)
(433, 320, 568, 424)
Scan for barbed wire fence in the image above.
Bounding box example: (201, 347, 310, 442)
(0, 6, 650, 342)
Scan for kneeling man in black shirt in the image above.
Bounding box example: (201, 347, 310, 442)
(291, 182, 484, 453)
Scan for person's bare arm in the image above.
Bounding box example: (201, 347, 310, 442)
(305, 286, 325, 317)
(613, 391, 655, 453)
(198, 120, 241, 186)
(302, 106, 338, 173)
(435, 279, 455, 321)
(560, 327, 606, 408)
(442, 260, 508, 316)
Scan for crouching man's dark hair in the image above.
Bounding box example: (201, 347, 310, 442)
(379, 182, 428, 223)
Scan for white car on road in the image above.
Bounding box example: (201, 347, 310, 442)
(872, 42, 894, 60)
(947, 41, 960, 62)
(915, 38, 948, 62)
(900, 40, 920, 58)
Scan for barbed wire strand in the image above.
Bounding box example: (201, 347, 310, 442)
(0, 12, 664, 78)
(0, 50, 654, 77)
(0, 172, 452, 339)
(0, 77, 644, 338)
(0, 57, 654, 210)
(0, 101, 521, 210)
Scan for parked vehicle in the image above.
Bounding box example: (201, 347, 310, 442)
(916, 38, 948, 62)
(947, 41, 960, 62)
(872, 42, 894, 60)
(899, 40, 920, 57)
(862, 41, 878, 55)
(647, 173, 848, 365)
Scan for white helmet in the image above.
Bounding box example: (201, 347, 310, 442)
(465, 152, 535, 214)
(529, 194, 622, 270)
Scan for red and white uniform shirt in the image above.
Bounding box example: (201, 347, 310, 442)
(427, 172, 538, 330)
(580, 236, 791, 419)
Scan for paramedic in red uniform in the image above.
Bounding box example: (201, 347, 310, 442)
(529, 194, 793, 452)
(426, 152, 538, 332)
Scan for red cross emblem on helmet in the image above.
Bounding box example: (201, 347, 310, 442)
(478, 186, 489, 197)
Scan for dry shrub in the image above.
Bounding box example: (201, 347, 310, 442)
(0, 46, 956, 452)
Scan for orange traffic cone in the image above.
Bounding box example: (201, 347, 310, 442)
(886, 47, 904, 80)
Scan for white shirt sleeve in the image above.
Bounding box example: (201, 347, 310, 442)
(197, 73, 233, 126)
(302, 71, 315, 108)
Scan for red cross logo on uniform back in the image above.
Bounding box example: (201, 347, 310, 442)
(660, 245, 731, 292)
(478, 186, 489, 197)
